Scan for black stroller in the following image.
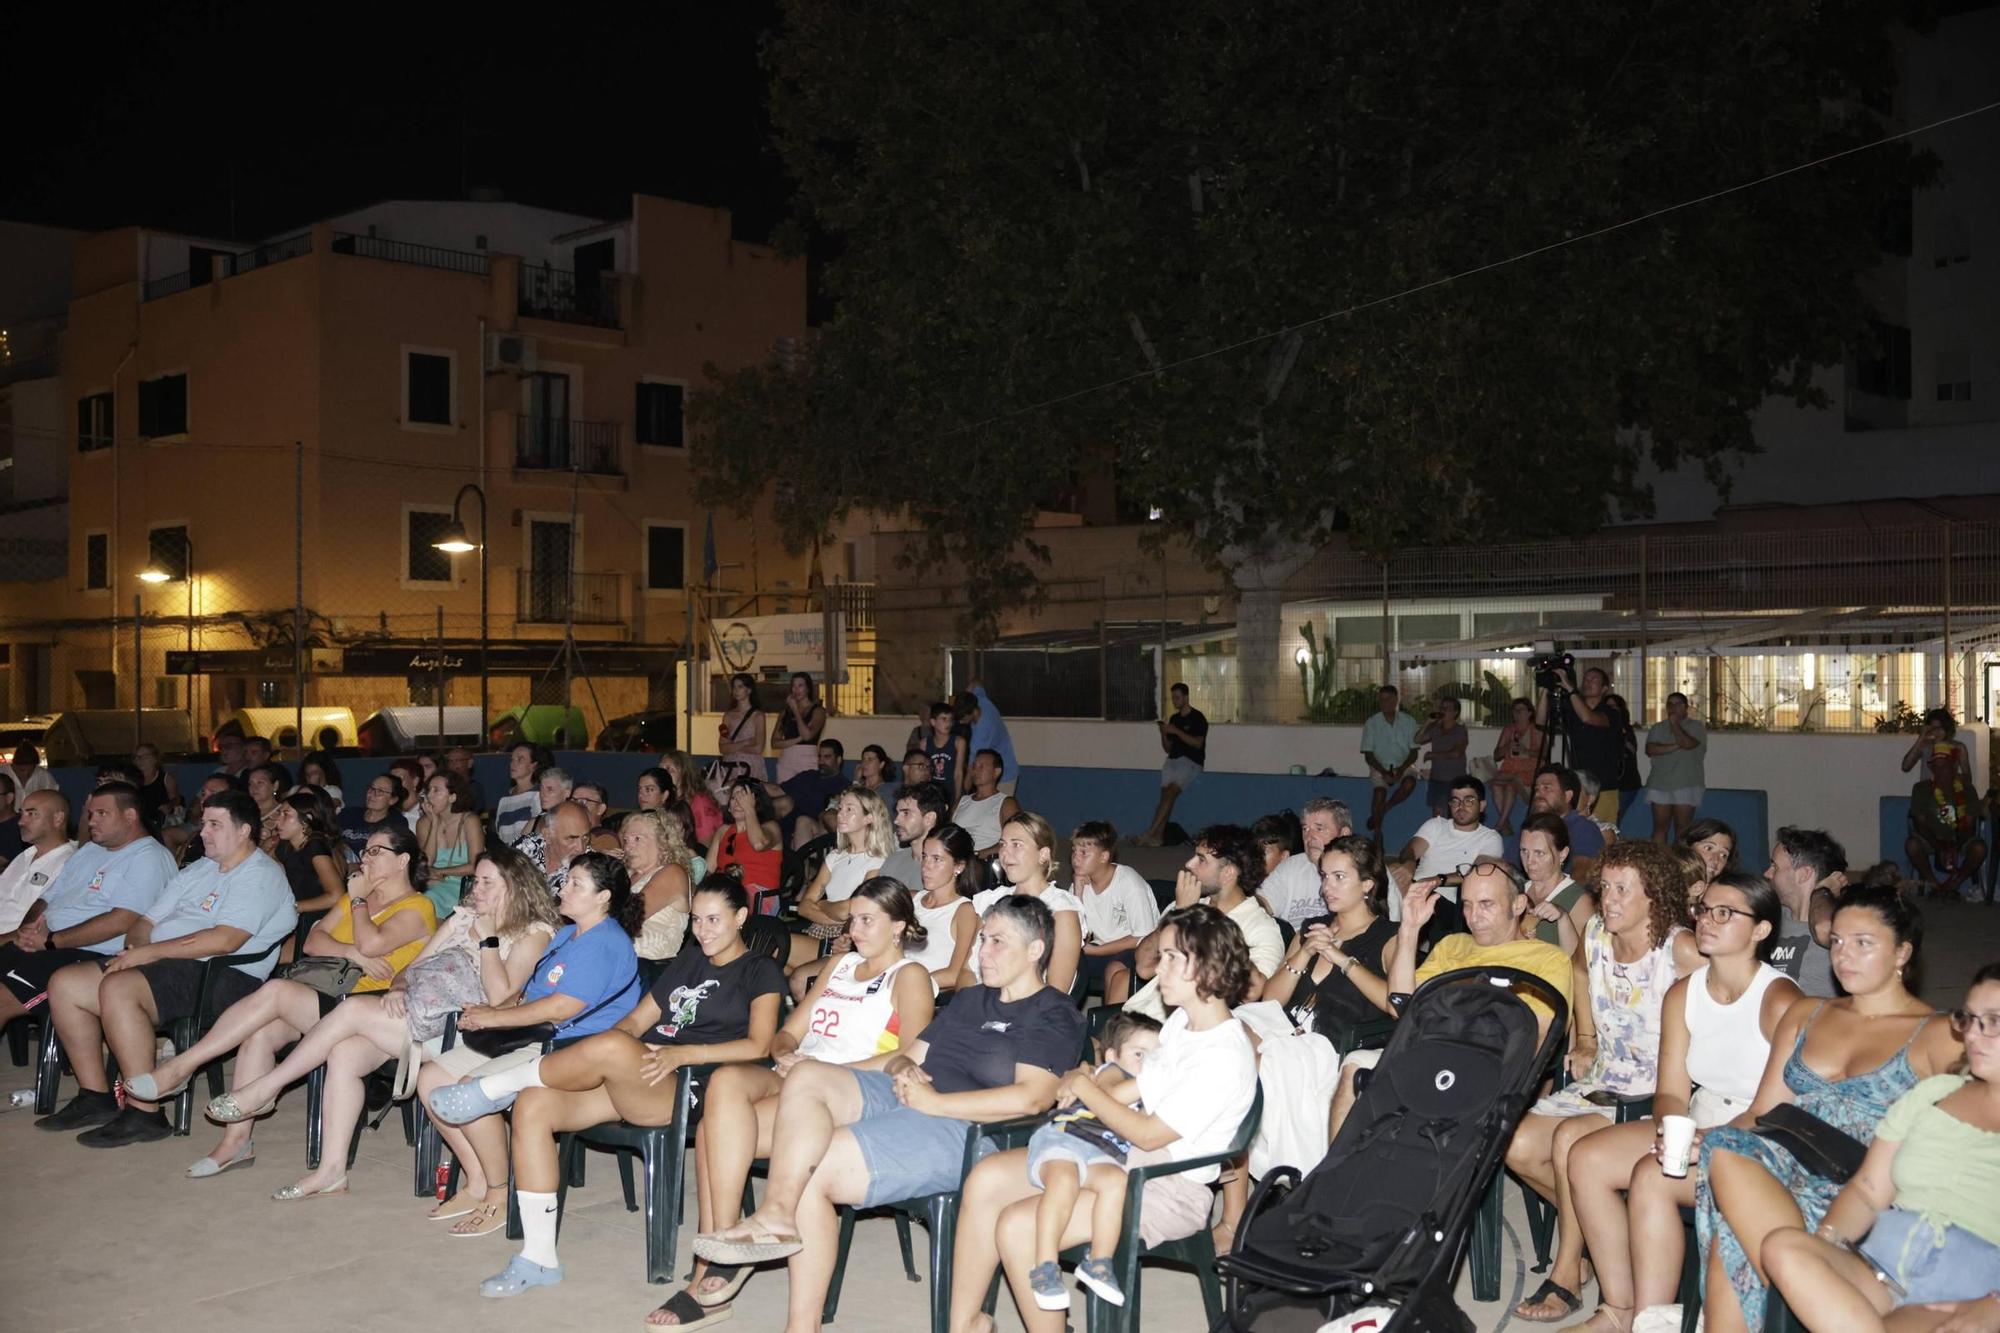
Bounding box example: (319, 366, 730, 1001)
(1216, 966, 1568, 1333)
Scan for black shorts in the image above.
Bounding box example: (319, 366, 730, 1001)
(0, 944, 104, 1007)
(136, 959, 262, 1025)
(1078, 949, 1138, 991)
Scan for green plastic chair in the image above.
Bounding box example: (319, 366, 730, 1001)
(550, 1065, 700, 1284)
(1060, 1085, 1265, 1333)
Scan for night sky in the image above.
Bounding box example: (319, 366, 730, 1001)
(4, 5, 789, 244)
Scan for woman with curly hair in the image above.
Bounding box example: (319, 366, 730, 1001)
(1506, 838, 1703, 1322)
(625, 809, 695, 961)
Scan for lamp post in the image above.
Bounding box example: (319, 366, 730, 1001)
(139, 531, 194, 741)
(432, 483, 489, 734)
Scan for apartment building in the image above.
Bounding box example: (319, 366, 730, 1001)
(5, 194, 808, 733)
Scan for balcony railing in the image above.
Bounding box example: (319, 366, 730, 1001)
(331, 232, 492, 275)
(515, 416, 621, 474)
(517, 570, 624, 625)
(141, 232, 312, 302)
(518, 267, 620, 328)
(142, 270, 195, 302)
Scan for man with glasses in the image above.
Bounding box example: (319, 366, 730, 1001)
(1387, 775, 1503, 939)
(337, 773, 406, 861)
(570, 782, 620, 852)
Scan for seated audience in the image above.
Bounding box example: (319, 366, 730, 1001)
(952, 748, 1022, 858)
(247, 761, 290, 850)
(415, 771, 483, 915)
(663, 751, 726, 847)
(973, 811, 1085, 997)
(271, 790, 346, 928)
(1566, 870, 1801, 1331)
(0, 789, 73, 937)
(523, 766, 577, 840)
(709, 778, 785, 911)
(1518, 811, 1592, 954)
(1126, 824, 1281, 1018)
(905, 823, 982, 991)
(388, 758, 427, 831)
(1905, 737, 1987, 900)
(1387, 774, 1505, 936)
(37, 790, 296, 1146)
(445, 746, 487, 813)
(624, 809, 694, 962)
(299, 751, 345, 811)
(132, 742, 184, 831)
(1360, 685, 1421, 834)
(901, 748, 934, 800)
(338, 772, 405, 861)
(781, 740, 848, 851)
(1264, 834, 1399, 1040)
(855, 744, 895, 801)
(1763, 825, 1846, 998)
(1685, 817, 1738, 882)
(1070, 820, 1163, 1005)
(1259, 798, 1354, 931)
(1502, 765, 1607, 883)
(1695, 882, 1958, 1333)
(570, 781, 622, 854)
(881, 781, 947, 892)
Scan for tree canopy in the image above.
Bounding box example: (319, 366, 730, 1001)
(691, 0, 1922, 649)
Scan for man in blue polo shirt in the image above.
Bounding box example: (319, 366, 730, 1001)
(0, 783, 177, 1040)
(37, 789, 295, 1146)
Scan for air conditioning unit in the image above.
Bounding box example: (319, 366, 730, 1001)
(486, 332, 538, 374)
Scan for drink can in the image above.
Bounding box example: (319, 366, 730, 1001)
(436, 1160, 452, 1200)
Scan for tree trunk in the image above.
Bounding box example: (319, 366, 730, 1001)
(1223, 540, 1320, 723)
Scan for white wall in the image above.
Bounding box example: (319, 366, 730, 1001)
(696, 711, 1985, 864)
(323, 202, 618, 268)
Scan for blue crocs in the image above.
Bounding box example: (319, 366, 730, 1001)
(429, 1079, 516, 1125)
(479, 1254, 564, 1298)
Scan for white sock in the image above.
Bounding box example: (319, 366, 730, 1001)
(477, 1056, 545, 1101)
(516, 1191, 560, 1268)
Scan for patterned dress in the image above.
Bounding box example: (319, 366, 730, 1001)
(1695, 1003, 1936, 1332)
(1530, 916, 1685, 1116)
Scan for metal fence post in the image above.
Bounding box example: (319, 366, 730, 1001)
(1638, 534, 1649, 722)
(294, 439, 305, 754)
(1098, 577, 1109, 721)
(1943, 525, 1954, 713)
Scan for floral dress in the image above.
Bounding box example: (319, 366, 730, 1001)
(1695, 1003, 1936, 1333)
(1530, 916, 1684, 1116)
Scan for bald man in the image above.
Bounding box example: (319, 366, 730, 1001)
(520, 800, 591, 892)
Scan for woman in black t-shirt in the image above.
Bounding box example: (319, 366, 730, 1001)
(689, 894, 1081, 1328)
(272, 790, 345, 959)
(1263, 835, 1401, 1038)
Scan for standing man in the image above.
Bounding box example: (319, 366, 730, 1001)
(1361, 685, 1420, 834)
(957, 681, 1019, 798)
(1259, 798, 1355, 930)
(1536, 664, 1626, 817)
(1644, 691, 1708, 845)
(1764, 826, 1846, 998)
(0, 790, 78, 937)
(1137, 683, 1210, 847)
(1070, 821, 1164, 1004)
(39, 789, 296, 1146)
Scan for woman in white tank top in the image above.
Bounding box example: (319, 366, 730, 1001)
(902, 824, 980, 990)
(970, 811, 1083, 997)
(684, 876, 937, 1308)
(1563, 871, 1804, 1331)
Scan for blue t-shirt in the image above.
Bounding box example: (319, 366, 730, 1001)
(523, 920, 642, 1039)
(147, 849, 299, 979)
(41, 837, 181, 955)
(967, 687, 1017, 781)
(336, 806, 395, 860)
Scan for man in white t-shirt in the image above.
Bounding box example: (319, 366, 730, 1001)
(1387, 775, 1503, 935)
(1126, 824, 1282, 1020)
(0, 789, 78, 936)
(1069, 821, 1164, 1004)
(1259, 797, 1353, 929)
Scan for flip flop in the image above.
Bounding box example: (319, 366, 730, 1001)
(645, 1291, 733, 1329)
(691, 1264, 751, 1308)
(691, 1226, 804, 1266)
(1515, 1279, 1582, 1322)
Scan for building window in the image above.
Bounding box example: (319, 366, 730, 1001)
(644, 522, 687, 591)
(137, 373, 188, 438)
(636, 382, 685, 447)
(148, 525, 190, 580)
(84, 532, 109, 590)
(406, 351, 453, 427)
(1934, 338, 1972, 403)
(1852, 321, 1911, 400)
(405, 508, 454, 585)
(78, 393, 115, 451)
(1933, 216, 1971, 268)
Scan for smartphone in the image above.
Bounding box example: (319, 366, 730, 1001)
(1840, 1240, 1905, 1299)
(1582, 1089, 1620, 1107)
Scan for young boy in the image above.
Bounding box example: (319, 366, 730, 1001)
(1023, 1010, 1164, 1309)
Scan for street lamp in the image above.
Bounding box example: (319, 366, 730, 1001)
(139, 533, 196, 735)
(433, 483, 489, 730)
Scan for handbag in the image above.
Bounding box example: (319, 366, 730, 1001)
(402, 944, 487, 1043)
(457, 948, 640, 1060)
(287, 955, 364, 999)
(1753, 1102, 1868, 1183)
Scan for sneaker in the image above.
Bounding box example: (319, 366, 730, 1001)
(77, 1107, 174, 1148)
(1633, 1305, 1684, 1333)
(33, 1089, 118, 1132)
(479, 1254, 564, 1298)
(1028, 1260, 1070, 1311)
(1075, 1256, 1125, 1306)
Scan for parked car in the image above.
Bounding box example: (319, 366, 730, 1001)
(594, 711, 677, 753)
(0, 710, 196, 767)
(358, 706, 484, 755)
(488, 705, 589, 750)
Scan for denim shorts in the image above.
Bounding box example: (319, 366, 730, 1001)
(1861, 1206, 2000, 1306)
(845, 1070, 986, 1209)
(1025, 1121, 1124, 1188)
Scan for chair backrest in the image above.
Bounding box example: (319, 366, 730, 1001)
(741, 914, 792, 964)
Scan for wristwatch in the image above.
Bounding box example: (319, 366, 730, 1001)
(480, 936, 501, 950)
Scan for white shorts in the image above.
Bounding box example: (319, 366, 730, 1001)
(1646, 786, 1704, 808)
(1162, 756, 1202, 791)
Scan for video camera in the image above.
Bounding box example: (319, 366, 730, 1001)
(1533, 649, 1574, 693)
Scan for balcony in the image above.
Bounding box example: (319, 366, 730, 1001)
(515, 416, 621, 474)
(142, 232, 312, 302)
(517, 570, 624, 625)
(330, 232, 491, 276)
(518, 266, 621, 328)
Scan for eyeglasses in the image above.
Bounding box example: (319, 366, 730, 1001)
(366, 785, 395, 797)
(1951, 1010, 2000, 1038)
(1691, 903, 1753, 924)
(1447, 796, 1481, 808)
(361, 845, 396, 859)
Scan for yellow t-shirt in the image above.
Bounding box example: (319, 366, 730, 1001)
(1412, 933, 1574, 1020)
(327, 893, 439, 992)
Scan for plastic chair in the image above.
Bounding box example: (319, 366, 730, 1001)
(304, 1060, 418, 1171)
(1675, 1206, 1804, 1333)
(5, 1012, 40, 1068)
(1062, 1086, 1265, 1332)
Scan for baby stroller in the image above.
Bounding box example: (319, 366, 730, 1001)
(1215, 966, 1568, 1333)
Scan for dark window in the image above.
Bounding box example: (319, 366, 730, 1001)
(406, 510, 453, 583)
(78, 393, 115, 451)
(188, 245, 230, 287)
(646, 524, 686, 591)
(407, 352, 452, 425)
(137, 373, 188, 437)
(1852, 321, 1911, 400)
(636, 382, 684, 447)
(148, 526, 190, 581)
(85, 533, 109, 590)
(1873, 187, 1913, 258)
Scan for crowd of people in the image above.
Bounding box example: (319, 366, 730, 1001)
(0, 672, 1996, 1333)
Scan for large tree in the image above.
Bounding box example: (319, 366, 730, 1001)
(692, 0, 1922, 718)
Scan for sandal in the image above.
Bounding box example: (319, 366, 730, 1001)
(1559, 1306, 1634, 1333)
(206, 1093, 276, 1124)
(1515, 1279, 1583, 1322)
(691, 1224, 803, 1266)
(449, 1202, 507, 1238)
(645, 1290, 733, 1328)
(691, 1264, 751, 1308)
(429, 1189, 485, 1221)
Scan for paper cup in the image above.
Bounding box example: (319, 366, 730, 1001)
(1659, 1114, 1698, 1178)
